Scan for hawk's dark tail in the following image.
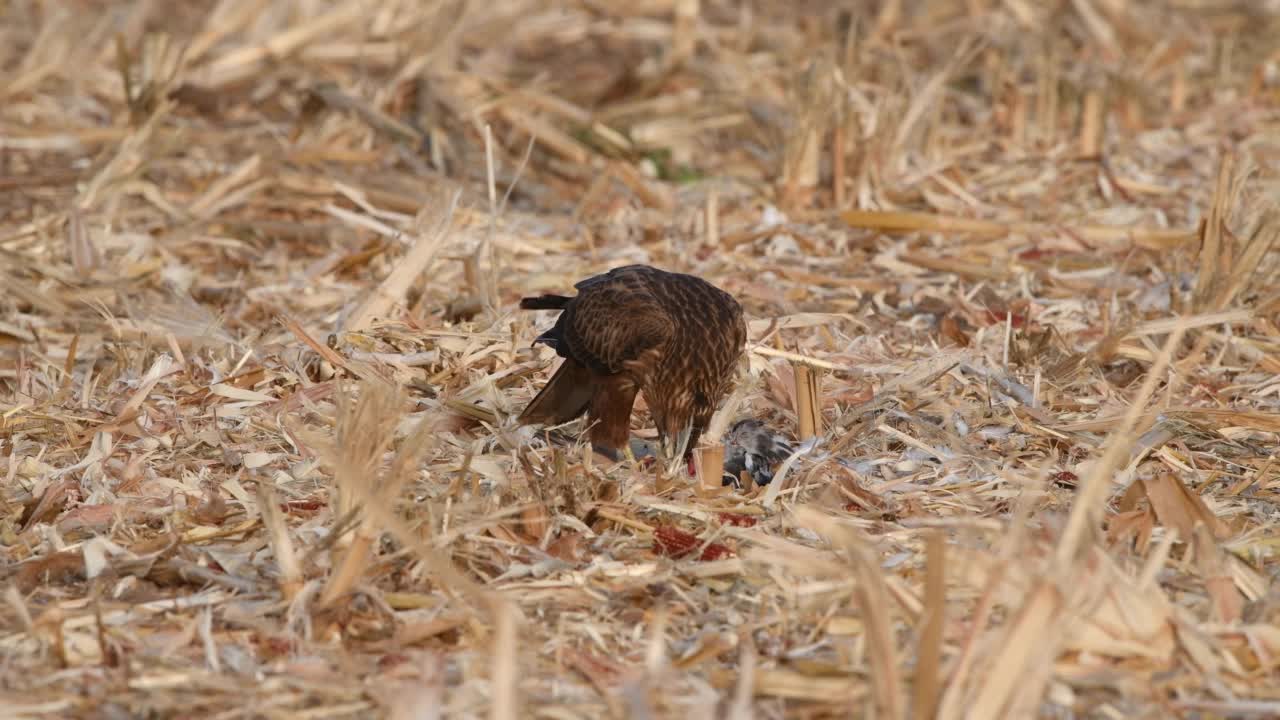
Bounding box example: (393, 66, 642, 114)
(520, 294, 571, 310)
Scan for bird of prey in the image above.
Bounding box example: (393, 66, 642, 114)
(517, 264, 747, 468)
(721, 418, 793, 487)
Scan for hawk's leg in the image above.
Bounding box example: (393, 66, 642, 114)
(587, 375, 639, 461)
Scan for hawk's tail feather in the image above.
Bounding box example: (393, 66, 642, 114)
(517, 360, 595, 427)
(520, 294, 572, 310)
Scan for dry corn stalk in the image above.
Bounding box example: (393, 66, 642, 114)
(792, 361, 823, 441)
(317, 379, 438, 607)
(694, 443, 726, 492)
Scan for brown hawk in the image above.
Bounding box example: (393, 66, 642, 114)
(517, 264, 748, 466)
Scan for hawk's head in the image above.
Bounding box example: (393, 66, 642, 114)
(649, 389, 696, 462)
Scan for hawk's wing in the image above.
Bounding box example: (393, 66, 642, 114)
(554, 267, 676, 377)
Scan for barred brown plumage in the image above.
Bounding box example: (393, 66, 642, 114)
(517, 264, 747, 466)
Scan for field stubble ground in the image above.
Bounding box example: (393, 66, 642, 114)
(3, 1, 1280, 718)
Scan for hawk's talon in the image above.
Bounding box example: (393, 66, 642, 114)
(591, 443, 622, 463)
